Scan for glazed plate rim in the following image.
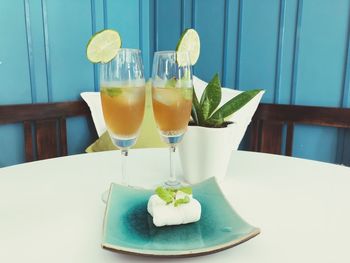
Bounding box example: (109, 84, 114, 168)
(101, 178, 261, 258)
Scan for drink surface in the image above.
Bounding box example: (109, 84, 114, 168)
(100, 86, 145, 138)
(152, 86, 193, 137)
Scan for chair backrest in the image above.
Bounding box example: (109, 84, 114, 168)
(250, 103, 350, 155)
(0, 101, 92, 162)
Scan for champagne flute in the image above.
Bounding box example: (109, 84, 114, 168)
(100, 48, 145, 201)
(151, 51, 193, 187)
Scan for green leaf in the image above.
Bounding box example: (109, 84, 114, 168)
(155, 187, 174, 204)
(204, 112, 225, 127)
(200, 73, 222, 120)
(174, 195, 190, 207)
(191, 89, 204, 125)
(178, 187, 192, 195)
(209, 89, 262, 121)
(165, 188, 177, 199)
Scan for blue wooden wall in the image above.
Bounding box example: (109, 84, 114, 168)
(1, 0, 349, 166)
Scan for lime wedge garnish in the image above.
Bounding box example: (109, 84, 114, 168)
(86, 29, 121, 63)
(176, 28, 200, 66)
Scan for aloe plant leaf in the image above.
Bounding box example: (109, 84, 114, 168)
(191, 89, 204, 125)
(209, 89, 262, 121)
(200, 73, 222, 120)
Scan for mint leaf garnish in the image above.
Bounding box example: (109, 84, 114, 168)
(166, 188, 177, 198)
(174, 196, 190, 207)
(178, 187, 192, 195)
(155, 186, 193, 207)
(155, 187, 173, 204)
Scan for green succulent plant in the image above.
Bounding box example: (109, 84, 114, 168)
(191, 73, 263, 128)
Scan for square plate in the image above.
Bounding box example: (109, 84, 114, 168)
(102, 177, 260, 257)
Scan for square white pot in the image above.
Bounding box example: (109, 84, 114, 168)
(178, 122, 249, 184)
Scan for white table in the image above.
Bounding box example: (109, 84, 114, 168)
(1, 149, 349, 262)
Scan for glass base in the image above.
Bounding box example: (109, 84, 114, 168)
(110, 136, 136, 149)
(160, 133, 184, 145)
(164, 179, 182, 188)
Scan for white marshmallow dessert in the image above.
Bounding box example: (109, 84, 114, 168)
(147, 187, 201, 227)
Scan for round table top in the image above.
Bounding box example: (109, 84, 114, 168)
(1, 149, 349, 263)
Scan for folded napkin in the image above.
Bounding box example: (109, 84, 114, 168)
(147, 194, 201, 227)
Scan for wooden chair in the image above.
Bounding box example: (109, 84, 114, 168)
(250, 103, 350, 156)
(0, 101, 94, 162)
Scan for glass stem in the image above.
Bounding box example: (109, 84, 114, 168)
(121, 149, 128, 186)
(169, 145, 176, 184)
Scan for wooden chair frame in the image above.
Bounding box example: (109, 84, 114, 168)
(0, 101, 93, 162)
(250, 103, 350, 156)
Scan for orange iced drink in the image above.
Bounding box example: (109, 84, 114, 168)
(152, 86, 193, 136)
(101, 86, 145, 138)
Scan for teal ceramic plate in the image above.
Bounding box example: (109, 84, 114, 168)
(102, 178, 260, 257)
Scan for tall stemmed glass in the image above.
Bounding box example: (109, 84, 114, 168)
(100, 48, 145, 200)
(151, 51, 193, 187)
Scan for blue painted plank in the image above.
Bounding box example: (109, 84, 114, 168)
(93, 0, 105, 31)
(149, 0, 156, 71)
(25, 0, 49, 103)
(182, 0, 193, 31)
(293, 125, 339, 164)
(278, 0, 299, 104)
(223, 0, 240, 89)
(238, 0, 280, 103)
(291, 0, 350, 165)
(234, 0, 243, 89)
(140, 0, 152, 78)
(290, 0, 302, 105)
(90, 0, 102, 92)
(295, 0, 350, 107)
(106, 0, 140, 49)
(66, 117, 96, 155)
(273, 0, 286, 103)
(341, 14, 350, 108)
(194, 0, 226, 82)
(0, 0, 32, 104)
(0, 125, 25, 167)
(44, 0, 94, 101)
(221, 0, 228, 86)
(156, 0, 181, 51)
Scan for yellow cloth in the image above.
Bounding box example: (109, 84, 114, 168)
(86, 83, 166, 152)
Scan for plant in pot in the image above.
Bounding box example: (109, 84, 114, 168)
(178, 73, 264, 184)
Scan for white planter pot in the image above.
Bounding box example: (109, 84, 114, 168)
(178, 122, 249, 184)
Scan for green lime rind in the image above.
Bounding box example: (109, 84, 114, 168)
(176, 28, 200, 66)
(86, 29, 122, 64)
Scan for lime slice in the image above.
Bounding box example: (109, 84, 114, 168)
(86, 29, 121, 63)
(176, 28, 200, 66)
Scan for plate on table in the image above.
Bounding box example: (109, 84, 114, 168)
(102, 177, 260, 257)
